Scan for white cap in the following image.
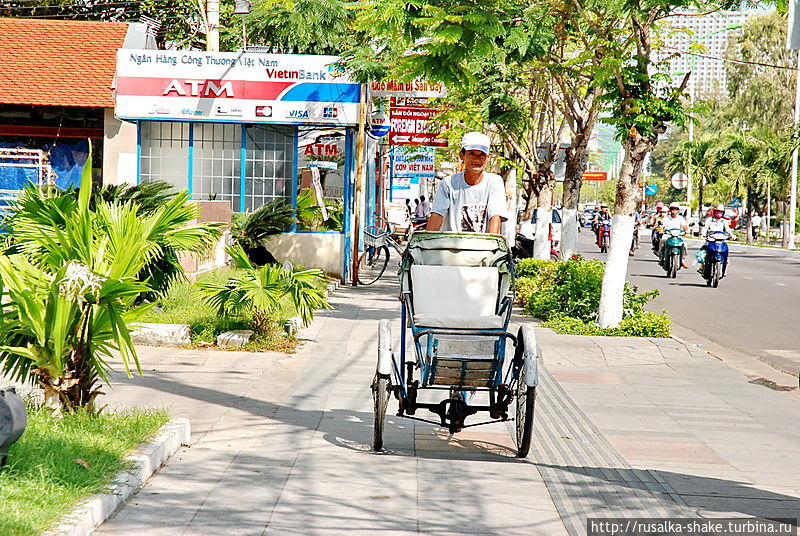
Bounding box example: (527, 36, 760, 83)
(669, 202, 680, 209)
(461, 132, 490, 154)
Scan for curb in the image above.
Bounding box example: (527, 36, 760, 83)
(46, 418, 191, 536)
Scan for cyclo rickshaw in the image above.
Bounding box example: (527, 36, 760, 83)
(371, 231, 541, 457)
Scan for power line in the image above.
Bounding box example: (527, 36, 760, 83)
(663, 46, 798, 71)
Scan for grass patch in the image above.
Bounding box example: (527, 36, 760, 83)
(0, 405, 169, 536)
(139, 267, 329, 351)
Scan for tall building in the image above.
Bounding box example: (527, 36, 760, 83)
(659, 10, 756, 100)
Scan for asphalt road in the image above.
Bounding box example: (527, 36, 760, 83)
(576, 227, 800, 375)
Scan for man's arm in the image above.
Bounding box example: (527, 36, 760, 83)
(427, 212, 444, 231)
(487, 215, 502, 234)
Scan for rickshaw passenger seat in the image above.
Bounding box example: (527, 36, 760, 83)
(410, 265, 504, 329)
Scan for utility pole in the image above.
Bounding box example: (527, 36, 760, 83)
(206, 0, 220, 52)
(351, 84, 368, 285)
(786, 1, 799, 247)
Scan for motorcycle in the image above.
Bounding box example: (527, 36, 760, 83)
(596, 218, 611, 253)
(512, 233, 560, 261)
(698, 231, 730, 288)
(659, 229, 685, 278)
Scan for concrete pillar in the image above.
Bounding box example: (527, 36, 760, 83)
(102, 109, 138, 186)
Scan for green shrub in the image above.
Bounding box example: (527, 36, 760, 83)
(524, 258, 604, 321)
(544, 316, 603, 336)
(515, 258, 554, 278)
(544, 311, 671, 338)
(515, 276, 538, 306)
(615, 310, 671, 338)
(518, 256, 670, 338)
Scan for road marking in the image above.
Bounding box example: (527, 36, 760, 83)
(743, 276, 752, 280)
(776, 282, 787, 286)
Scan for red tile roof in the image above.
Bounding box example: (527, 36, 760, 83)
(0, 18, 128, 108)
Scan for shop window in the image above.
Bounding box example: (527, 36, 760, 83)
(244, 125, 294, 211)
(140, 122, 189, 190)
(192, 123, 241, 210)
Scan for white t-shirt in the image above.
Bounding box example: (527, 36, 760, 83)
(751, 215, 762, 227)
(661, 214, 687, 231)
(431, 171, 507, 232)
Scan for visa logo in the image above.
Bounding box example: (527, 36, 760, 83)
(287, 110, 309, 118)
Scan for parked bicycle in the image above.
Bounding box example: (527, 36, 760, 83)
(357, 218, 406, 285)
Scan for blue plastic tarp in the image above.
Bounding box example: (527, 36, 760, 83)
(0, 140, 88, 191)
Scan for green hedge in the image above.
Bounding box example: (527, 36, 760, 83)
(516, 257, 670, 338)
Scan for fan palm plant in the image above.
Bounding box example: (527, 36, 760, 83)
(2, 179, 214, 300)
(197, 243, 329, 330)
(0, 145, 222, 411)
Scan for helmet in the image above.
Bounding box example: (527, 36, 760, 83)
(713, 204, 725, 217)
(669, 202, 680, 209)
(600, 203, 608, 208)
(655, 201, 664, 208)
(715, 204, 725, 211)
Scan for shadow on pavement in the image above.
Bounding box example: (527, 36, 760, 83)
(538, 463, 800, 526)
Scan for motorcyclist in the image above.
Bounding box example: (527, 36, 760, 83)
(651, 202, 667, 252)
(630, 210, 641, 256)
(699, 203, 736, 277)
(657, 202, 690, 268)
(593, 203, 611, 246)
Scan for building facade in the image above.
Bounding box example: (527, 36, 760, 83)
(660, 10, 756, 100)
(114, 49, 363, 277)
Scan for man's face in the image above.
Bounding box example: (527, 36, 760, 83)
(713, 210, 724, 218)
(460, 149, 488, 174)
(670, 208, 679, 216)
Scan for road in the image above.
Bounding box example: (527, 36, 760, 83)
(576, 228, 800, 375)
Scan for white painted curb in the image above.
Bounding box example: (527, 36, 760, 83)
(45, 418, 191, 536)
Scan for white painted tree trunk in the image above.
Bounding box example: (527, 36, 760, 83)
(533, 206, 552, 259)
(502, 168, 517, 245)
(561, 208, 579, 260)
(598, 214, 635, 328)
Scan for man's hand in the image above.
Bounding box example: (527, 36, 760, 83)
(426, 213, 443, 231)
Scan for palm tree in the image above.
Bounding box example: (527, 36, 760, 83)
(0, 146, 221, 411)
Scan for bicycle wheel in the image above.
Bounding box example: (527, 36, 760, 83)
(357, 246, 389, 285)
(372, 375, 389, 451)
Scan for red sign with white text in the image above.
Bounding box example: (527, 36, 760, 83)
(389, 97, 448, 147)
(582, 171, 608, 181)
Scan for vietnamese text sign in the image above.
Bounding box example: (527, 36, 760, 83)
(370, 80, 446, 98)
(115, 50, 361, 125)
(389, 97, 447, 147)
(392, 147, 435, 177)
(582, 171, 608, 181)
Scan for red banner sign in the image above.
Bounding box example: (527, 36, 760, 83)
(389, 97, 448, 147)
(582, 171, 608, 181)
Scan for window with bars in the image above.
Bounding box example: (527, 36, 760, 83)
(139, 121, 296, 212)
(244, 125, 294, 212)
(139, 122, 189, 191)
(192, 123, 241, 205)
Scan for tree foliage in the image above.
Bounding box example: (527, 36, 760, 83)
(725, 11, 796, 133)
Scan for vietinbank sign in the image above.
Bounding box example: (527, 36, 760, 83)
(114, 50, 361, 125)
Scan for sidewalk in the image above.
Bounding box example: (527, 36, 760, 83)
(93, 278, 800, 535)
